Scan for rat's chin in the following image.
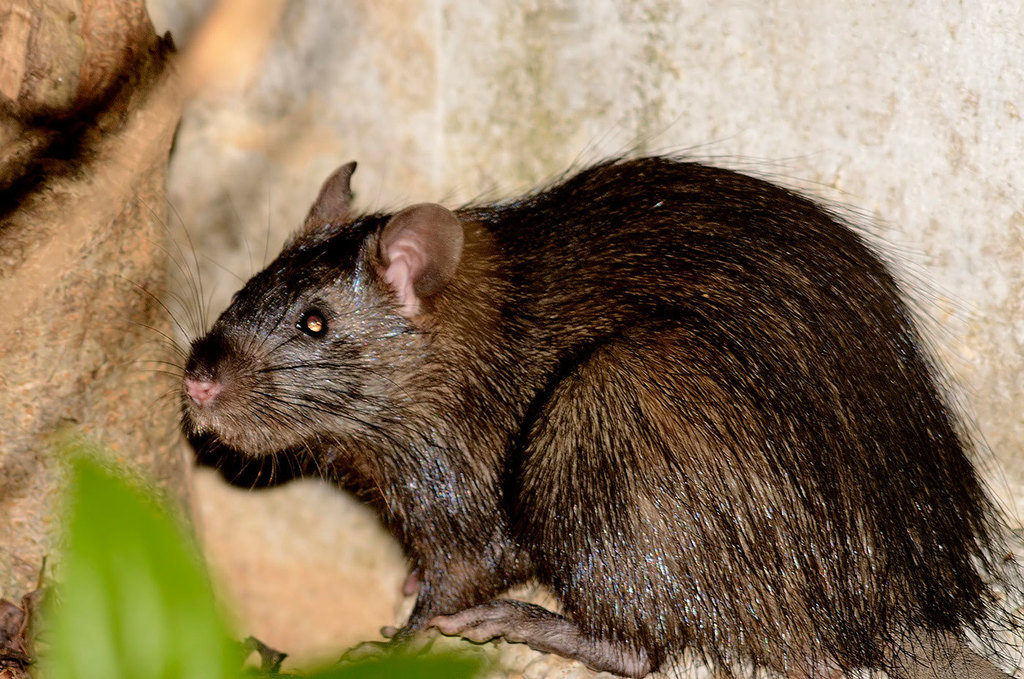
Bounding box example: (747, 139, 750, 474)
(211, 431, 284, 457)
(183, 410, 296, 458)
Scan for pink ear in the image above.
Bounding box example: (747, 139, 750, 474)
(379, 203, 464, 318)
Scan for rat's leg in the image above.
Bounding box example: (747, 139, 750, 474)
(391, 529, 534, 637)
(422, 335, 686, 677)
(466, 328, 799, 676)
(431, 599, 652, 678)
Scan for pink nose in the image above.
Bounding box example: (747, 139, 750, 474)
(185, 378, 222, 407)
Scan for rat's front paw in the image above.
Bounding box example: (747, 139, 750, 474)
(338, 639, 391, 664)
(430, 599, 653, 677)
(339, 625, 438, 664)
(430, 599, 527, 644)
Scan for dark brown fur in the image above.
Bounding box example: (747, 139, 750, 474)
(182, 157, 1017, 677)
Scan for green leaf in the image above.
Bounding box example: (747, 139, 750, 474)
(41, 450, 241, 679)
(302, 649, 486, 679)
(38, 440, 488, 679)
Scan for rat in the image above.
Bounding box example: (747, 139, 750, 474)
(181, 157, 1018, 678)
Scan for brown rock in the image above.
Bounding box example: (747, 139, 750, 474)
(0, 0, 186, 601)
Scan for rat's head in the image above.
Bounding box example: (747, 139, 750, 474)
(181, 162, 464, 455)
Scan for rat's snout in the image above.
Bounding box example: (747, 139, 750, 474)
(185, 377, 222, 407)
(184, 332, 233, 409)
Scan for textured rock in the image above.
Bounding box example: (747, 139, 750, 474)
(0, 0, 185, 603)
(192, 469, 407, 668)
(152, 0, 1024, 674)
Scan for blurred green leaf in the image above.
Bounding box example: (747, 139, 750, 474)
(37, 440, 488, 679)
(41, 449, 241, 679)
(302, 649, 486, 679)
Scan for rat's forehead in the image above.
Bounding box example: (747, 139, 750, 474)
(240, 256, 333, 303)
(280, 213, 384, 260)
(223, 215, 385, 319)
(237, 239, 363, 305)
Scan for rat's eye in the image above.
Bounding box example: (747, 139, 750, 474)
(298, 310, 327, 337)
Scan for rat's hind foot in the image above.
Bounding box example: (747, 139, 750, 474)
(430, 598, 652, 677)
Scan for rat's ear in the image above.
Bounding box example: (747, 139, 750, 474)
(378, 203, 464, 318)
(308, 161, 357, 223)
(288, 161, 357, 247)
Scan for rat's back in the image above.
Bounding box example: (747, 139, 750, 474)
(456, 157, 1006, 675)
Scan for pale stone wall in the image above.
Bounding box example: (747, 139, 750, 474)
(150, 1, 1024, 674)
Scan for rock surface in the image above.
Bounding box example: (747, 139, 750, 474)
(0, 0, 186, 604)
